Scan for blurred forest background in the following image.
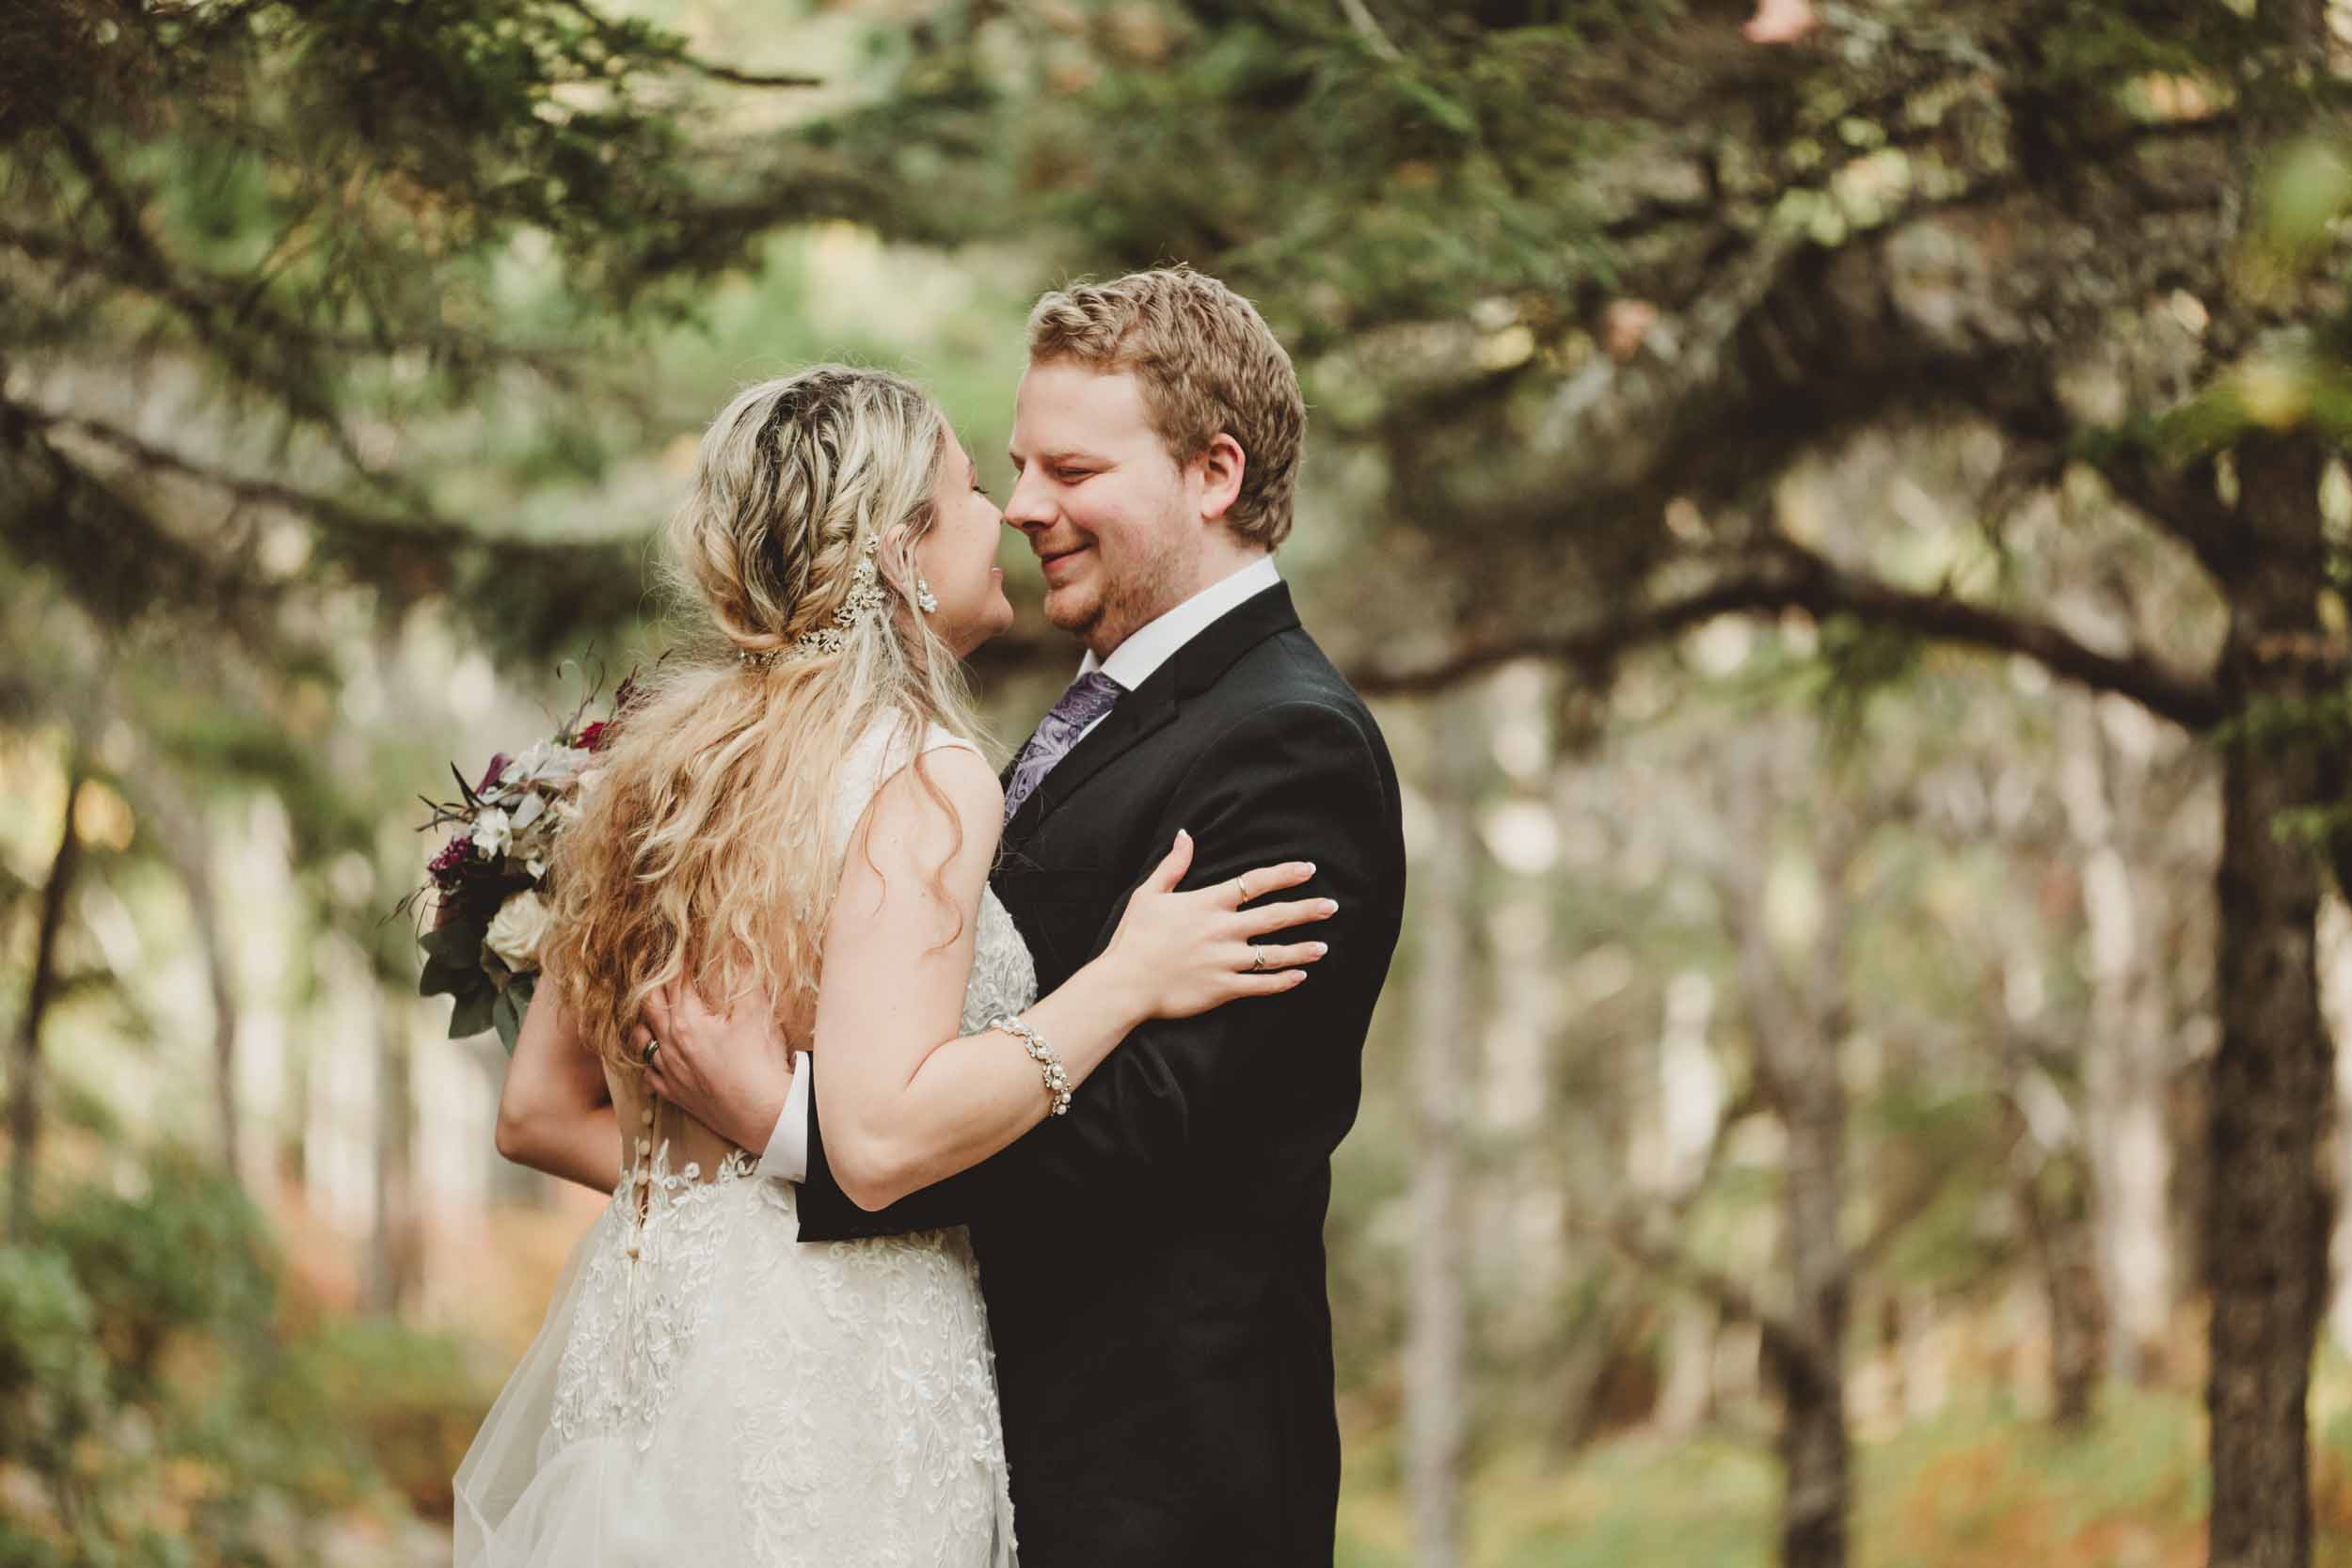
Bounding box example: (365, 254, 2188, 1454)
(8, 1, 2352, 1565)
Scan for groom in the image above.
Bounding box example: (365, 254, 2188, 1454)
(657, 267, 1405, 1568)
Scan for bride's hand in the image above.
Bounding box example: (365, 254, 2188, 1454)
(1099, 831, 1334, 1022)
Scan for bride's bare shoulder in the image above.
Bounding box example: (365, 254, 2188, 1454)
(854, 726, 1001, 860)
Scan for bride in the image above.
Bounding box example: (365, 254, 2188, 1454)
(453, 366, 1330, 1566)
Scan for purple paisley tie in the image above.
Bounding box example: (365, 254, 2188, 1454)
(1003, 671, 1123, 827)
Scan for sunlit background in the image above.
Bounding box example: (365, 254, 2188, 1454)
(9, 1, 2352, 1565)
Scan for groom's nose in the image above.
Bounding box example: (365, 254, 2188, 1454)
(1003, 467, 1056, 536)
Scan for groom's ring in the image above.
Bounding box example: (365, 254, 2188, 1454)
(1249, 945, 1270, 973)
(643, 1037, 661, 1065)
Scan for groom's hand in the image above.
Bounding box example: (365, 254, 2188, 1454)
(634, 980, 795, 1156)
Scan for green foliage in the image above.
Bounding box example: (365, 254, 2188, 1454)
(1009, 10, 1617, 346)
(288, 1317, 491, 1517)
(0, 1522, 68, 1568)
(35, 1154, 278, 1398)
(1341, 1380, 2352, 1567)
(2034, 0, 2250, 97)
(2, 1162, 497, 1564)
(0, 1246, 107, 1466)
(1802, 618, 1930, 760)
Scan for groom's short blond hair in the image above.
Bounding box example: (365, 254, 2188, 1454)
(1025, 267, 1304, 549)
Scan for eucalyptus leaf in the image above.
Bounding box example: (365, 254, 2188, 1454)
(448, 987, 496, 1040)
(417, 952, 473, 999)
(493, 975, 536, 1056)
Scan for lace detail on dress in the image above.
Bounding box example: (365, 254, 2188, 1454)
(962, 885, 1039, 1040)
(733, 1202, 1013, 1565)
(548, 1142, 759, 1451)
(456, 713, 1030, 1567)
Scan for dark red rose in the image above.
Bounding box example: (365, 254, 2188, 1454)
(428, 833, 471, 889)
(576, 721, 609, 752)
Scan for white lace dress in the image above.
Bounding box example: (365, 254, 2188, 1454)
(454, 723, 1034, 1568)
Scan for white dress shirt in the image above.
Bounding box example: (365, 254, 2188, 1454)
(762, 555, 1284, 1182)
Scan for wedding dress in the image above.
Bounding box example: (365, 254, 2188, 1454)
(454, 721, 1032, 1568)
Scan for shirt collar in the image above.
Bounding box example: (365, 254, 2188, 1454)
(1078, 556, 1284, 690)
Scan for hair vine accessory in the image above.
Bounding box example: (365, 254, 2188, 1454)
(738, 535, 893, 669)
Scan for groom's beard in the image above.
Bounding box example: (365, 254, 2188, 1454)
(1055, 528, 1191, 661)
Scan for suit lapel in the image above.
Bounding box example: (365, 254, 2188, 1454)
(1002, 583, 1302, 846)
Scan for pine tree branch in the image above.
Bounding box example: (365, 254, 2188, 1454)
(45, 120, 404, 493)
(18, 400, 476, 548)
(1352, 537, 2231, 728)
(8, 397, 653, 655)
(2, 406, 285, 646)
(552, 0, 825, 88)
(0, 222, 609, 393)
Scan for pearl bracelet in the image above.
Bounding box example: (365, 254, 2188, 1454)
(990, 1014, 1073, 1117)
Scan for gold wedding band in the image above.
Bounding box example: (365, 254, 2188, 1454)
(643, 1037, 660, 1065)
(1235, 875, 1252, 904)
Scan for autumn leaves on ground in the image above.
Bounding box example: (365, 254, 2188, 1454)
(1338, 1382, 2352, 1568)
(14, 1134, 2350, 1568)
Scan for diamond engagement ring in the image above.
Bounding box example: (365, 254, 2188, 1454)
(1250, 945, 1270, 973)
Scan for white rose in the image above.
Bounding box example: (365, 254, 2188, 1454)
(485, 889, 554, 971)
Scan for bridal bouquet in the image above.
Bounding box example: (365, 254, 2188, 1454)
(402, 672, 637, 1053)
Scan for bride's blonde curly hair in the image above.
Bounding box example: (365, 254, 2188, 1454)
(542, 366, 989, 1077)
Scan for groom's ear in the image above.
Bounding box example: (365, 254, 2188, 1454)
(1193, 432, 1247, 524)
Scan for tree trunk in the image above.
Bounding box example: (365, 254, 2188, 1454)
(2014, 1144, 2106, 1429)
(143, 784, 240, 1175)
(1775, 1061, 1851, 1568)
(364, 990, 418, 1315)
(1724, 745, 1855, 1568)
(2203, 433, 2335, 1568)
(1651, 969, 1724, 1436)
(2318, 896, 2352, 1358)
(2059, 695, 2176, 1385)
(1406, 697, 1482, 1568)
(8, 752, 85, 1242)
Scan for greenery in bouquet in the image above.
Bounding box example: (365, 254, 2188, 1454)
(401, 672, 639, 1053)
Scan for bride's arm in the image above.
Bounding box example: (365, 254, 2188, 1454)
(808, 747, 1151, 1212)
(801, 747, 1327, 1212)
(495, 973, 620, 1193)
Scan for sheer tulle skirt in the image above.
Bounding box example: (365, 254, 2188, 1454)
(454, 1150, 1017, 1568)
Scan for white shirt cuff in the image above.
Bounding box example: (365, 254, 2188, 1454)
(760, 1052, 814, 1183)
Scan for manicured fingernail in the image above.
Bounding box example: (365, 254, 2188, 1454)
(1303, 862, 1316, 876)
(1323, 900, 1340, 914)
(1311, 942, 1328, 957)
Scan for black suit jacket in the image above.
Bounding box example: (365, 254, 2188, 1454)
(796, 583, 1406, 1568)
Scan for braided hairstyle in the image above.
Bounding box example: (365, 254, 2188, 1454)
(542, 366, 990, 1077)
